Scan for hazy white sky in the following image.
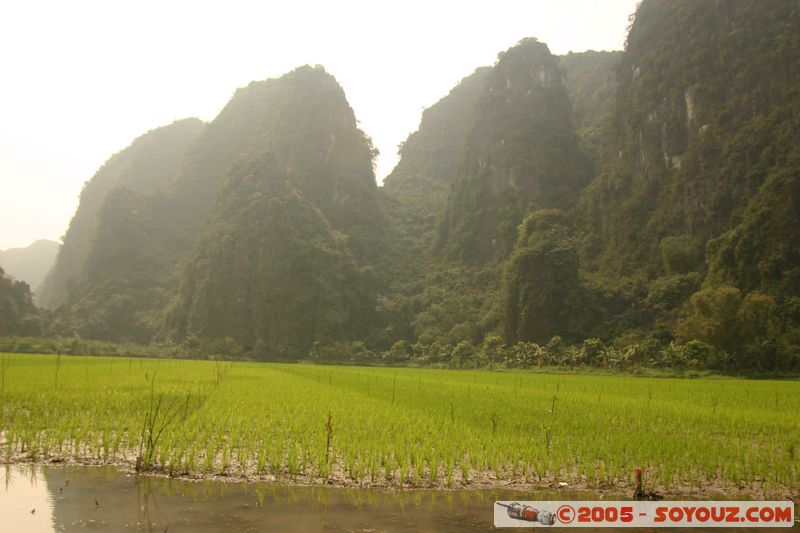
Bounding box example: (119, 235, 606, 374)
(0, 0, 638, 250)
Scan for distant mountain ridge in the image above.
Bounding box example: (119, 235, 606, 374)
(0, 239, 59, 304)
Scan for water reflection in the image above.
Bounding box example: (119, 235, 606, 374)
(0, 465, 784, 531)
(1, 465, 54, 533)
(3, 465, 539, 532)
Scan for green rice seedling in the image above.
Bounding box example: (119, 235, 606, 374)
(399, 458, 409, 484)
(257, 446, 267, 474)
(40, 431, 51, 458)
(238, 444, 249, 471)
(287, 445, 299, 478)
(317, 452, 330, 480)
(445, 456, 455, 486)
(203, 444, 215, 473)
(369, 453, 378, 482)
(185, 445, 197, 472)
(414, 455, 425, 483)
(269, 444, 282, 475)
(460, 455, 470, 483)
(428, 457, 438, 484)
(384, 456, 392, 481)
(220, 444, 230, 473)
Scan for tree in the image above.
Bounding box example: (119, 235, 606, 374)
(502, 210, 586, 344)
(0, 267, 43, 336)
(677, 286, 743, 354)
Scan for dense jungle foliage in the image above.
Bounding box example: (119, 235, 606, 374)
(0, 269, 44, 336)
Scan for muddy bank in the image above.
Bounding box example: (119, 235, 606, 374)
(2, 448, 796, 503)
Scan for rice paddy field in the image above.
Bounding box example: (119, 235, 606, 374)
(1, 353, 798, 497)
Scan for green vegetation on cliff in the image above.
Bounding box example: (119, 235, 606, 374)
(502, 210, 588, 344)
(381, 67, 490, 261)
(165, 155, 376, 356)
(437, 38, 590, 264)
(0, 267, 43, 336)
(559, 50, 622, 157)
(167, 66, 382, 258)
(575, 0, 800, 368)
(50, 66, 384, 344)
(38, 119, 204, 310)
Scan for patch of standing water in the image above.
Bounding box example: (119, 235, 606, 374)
(1, 465, 54, 532)
(0, 465, 779, 532)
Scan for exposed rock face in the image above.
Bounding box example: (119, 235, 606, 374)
(383, 67, 489, 197)
(579, 0, 800, 282)
(559, 50, 622, 133)
(438, 38, 590, 264)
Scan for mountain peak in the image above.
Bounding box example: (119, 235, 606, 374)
(436, 38, 590, 263)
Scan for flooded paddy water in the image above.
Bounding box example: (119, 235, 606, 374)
(1, 464, 790, 532)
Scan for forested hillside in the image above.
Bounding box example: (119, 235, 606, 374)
(378, 0, 799, 370)
(165, 66, 383, 260)
(559, 50, 622, 156)
(374, 41, 618, 352)
(165, 155, 375, 356)
(576, 0, 800, 370)
(46, 66, 384, 346)
(381, 67, 489, 262)
(11, 0, 797, 372)
(437, 38, 590, 264)
(38, 119, 205, 310)
(164, 67, 383, 356)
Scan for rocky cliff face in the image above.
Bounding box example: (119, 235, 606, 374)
(384, 67, 490, 198)
(562, 0, 800, 367)
(161, 67, 383, 353)
(166, 66, 382, 258)
(379, 67, 490, 288)
(559, 50, 622, 158)
(58, 66, 383, 345)
(579, 0, 800, 285)
(437, 38, 590, 264)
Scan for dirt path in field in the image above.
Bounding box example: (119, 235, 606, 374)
(1, 447, 796, 503)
